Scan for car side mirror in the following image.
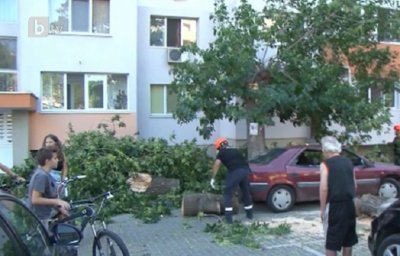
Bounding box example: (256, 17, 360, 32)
(360, 158, 373, 168)
(51, 223, 82, 246)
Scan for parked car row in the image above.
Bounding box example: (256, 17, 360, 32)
(248, 145, 400, 213)
(247, 144, 400, 256)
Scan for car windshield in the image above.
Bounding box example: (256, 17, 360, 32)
(248, 148, 287, 164)
(0, 198, 52, 256)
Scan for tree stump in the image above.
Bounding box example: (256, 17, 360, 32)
(127, 173, 180, 195)
(356, 194, 398, 217)
(181, 193, 239, 217)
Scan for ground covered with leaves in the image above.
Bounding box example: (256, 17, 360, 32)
(204, 221, 292, 249)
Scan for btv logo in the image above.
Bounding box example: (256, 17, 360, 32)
(28, 17, 49, 37)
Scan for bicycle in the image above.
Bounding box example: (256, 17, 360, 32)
(51, 175, 130, 256)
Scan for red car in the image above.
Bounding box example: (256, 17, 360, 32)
(249, 145, 400, 212)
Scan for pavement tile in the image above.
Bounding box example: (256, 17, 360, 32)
(78, 203, 371, 256)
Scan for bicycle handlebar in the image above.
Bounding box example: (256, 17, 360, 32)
(61, 175, 87, 184)
(70, 191, 115, 206)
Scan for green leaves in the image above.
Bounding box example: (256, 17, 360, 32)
(171, 0, 269, 139)
(62, 123, 214, 222)
(204, 221, 292, 249)
(172, 0, 399, 146)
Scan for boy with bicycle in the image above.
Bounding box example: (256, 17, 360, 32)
(28, 147, 70, 230)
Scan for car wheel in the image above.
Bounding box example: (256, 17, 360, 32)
(267, 185, 295, 213)
(376, 234, 400, 256)
(379, 178, 400, 199)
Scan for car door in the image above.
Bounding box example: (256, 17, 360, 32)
(341, 149, 380, 196)
(286, 149, 323, 202)
(0, 217, 24, 256)
(0, 195, 54, 256)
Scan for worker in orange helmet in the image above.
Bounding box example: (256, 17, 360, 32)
(210, 137, 253, 223)
(394, 124, 400, 165)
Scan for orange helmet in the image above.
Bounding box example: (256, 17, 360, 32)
(395, 124, 400, 132)
(214, 137, 228, 150)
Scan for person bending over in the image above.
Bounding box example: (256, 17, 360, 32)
(210, 137, 253, 223)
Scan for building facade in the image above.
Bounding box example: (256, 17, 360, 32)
(0, 0, 399, 166)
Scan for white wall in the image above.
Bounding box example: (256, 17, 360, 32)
(12, 111, 30, 165)
(18, 0, 138, 113)
(137, 1, 218, 144)
(354, 109, 400, 145)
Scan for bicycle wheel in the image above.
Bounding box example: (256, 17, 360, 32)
(92, 229, 130, 256)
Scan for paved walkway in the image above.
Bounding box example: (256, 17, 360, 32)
(78, 203, 371, 256)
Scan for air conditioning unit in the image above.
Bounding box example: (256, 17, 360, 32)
(167, 47, 183, 63)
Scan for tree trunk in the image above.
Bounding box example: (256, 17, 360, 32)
(181, 193, 240, 217)
(127, 173, 180, 195)
(247, 120, 266, 160)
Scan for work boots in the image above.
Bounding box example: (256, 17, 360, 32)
(224, 211, 233, 224)
(246, 209, 253, 220)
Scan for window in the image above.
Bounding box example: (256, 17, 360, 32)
(341, 149, 364, 166)
(150, 84, 177, 114)
(248, 148, 287, 164)
(394, 85, 400, 109)
(366, 86, 395, 108)
(0, 38, 17, 92)
(340, 66, 353, 86)
(41, 72, 128, 111)
(49, 0, 110, 34)
(0, 0, 17, 22)
(150, 16, 197, 47)
(295, 150, 322, 167)
(377, 7, 400, 42)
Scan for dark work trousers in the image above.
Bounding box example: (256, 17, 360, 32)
(223, 167, 253, 221)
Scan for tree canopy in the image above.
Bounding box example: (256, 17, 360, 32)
(170, 0, 399, 157)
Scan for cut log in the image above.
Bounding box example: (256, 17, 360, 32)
(356, 194, 398, 217)
(127, 173, 180, 195)
(146, 176, 180, 195)
(181, 193, 239, 217)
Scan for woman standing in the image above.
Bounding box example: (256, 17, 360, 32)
(42, 134, 68, 181)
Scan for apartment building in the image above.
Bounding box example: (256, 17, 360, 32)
(0, 0, 399, 166)
(0, 0, 138, 165)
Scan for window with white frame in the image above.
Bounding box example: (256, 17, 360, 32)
(366, 86, 397, 108)
(377, 7, 400, 42)
(0, 37, 17, 92)
(41, 72, 127, 111)
(49, 0, 110, 34)
(0, 0, 17, 22)
(394, 86, 400, 109)
(150, 16, 197, 47)
(150, 84, 177, 115)
(340, 66, 353, 86)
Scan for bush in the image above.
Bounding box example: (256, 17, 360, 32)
(7, 116, 221, 223)
(63, 125, 215, 222)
